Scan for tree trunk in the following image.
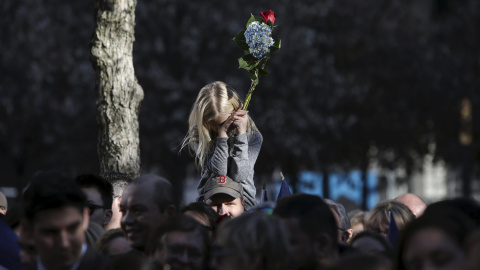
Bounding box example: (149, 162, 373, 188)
(90, 0, 144, 178)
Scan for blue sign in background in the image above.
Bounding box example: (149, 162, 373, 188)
(274, 170, 379, 210)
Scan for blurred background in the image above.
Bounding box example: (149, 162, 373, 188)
(1, 0, 479, 212)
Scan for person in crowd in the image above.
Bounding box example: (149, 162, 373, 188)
(273, 194, 339, 270)
(85, 222, 105, 248)
(22, 172, 108, 270)
(326, 253, 392, 270)
(349, 230, 395, 262)
(325, 199, 353, 244)
(0, 214, 21, 270)
(348, 209, 366, 239)
(181, 202, 218, 240)
(181, 81, 263, 211)
(95, 228, 131, 256)
(148, 214, 210, 270)
(0, 190, 7, 215)
(423, 197, 480, 226)
(393, 193, 427, 218)
(212, 212, 290, 270)
(75, 174, 113, 228)
(120, 174, 176, 255)
(203, 176, 246, 220)
(101, 172, 132, 230)
(365, 200, 415, 237)
(396, 208, 475, 270)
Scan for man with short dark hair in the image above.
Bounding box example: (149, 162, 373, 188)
(149, 214, 210, 270)
(273, 194, 339, 270)
(203, 176, 245, 219)
(120, 174, 176, 254)
(75, 174, 113, 228)
(22, 172, 107, 270)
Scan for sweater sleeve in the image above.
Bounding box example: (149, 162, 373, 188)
(229, 131, 263, 210)
(206, 137, 229, 176)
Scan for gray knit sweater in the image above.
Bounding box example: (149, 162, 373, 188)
(197, 130, 262, 210)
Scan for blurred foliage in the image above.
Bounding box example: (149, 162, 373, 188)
(0, 0, 479, 197)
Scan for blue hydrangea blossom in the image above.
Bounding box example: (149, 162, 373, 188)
(244, 21, 274, 59)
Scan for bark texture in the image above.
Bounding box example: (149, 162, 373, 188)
(90, 0, 143, 178)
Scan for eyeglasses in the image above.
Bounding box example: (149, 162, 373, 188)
(337, 227, 347, 232)
(87, 204, 105, 216)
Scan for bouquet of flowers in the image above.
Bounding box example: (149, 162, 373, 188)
(233, 10, 281, 110)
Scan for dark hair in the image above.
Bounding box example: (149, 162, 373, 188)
(273, 194, 338, 249)
(324, 198, 351, 229)
(395, 208, 475, 270)
(131, 175, 174, 212)
(424, 197, 480, 226)
(181, 202, 218, 233)
(76, 174, 113, 209)
(147, 214, 210, 257)
(23, 172, 87, 222)
(349, 230, 395, 261)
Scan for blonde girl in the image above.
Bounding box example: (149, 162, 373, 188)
(182, 81, 262, 210)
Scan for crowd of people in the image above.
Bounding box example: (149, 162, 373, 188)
(0, 81, 479, 270)
(0, 171, 479, 270)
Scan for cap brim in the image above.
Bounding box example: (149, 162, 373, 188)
(204, 187, 241, 201)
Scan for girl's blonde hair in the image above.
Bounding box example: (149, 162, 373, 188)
(181, 81, 257, 170)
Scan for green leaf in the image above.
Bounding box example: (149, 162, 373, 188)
(238, 55, 260, 71)
(246, 14, 257, 27)
(270, 39, 281, 54)
(246, 14, 265, 28)
(259, 69, 270, 76)
(233, 31, 249, 51)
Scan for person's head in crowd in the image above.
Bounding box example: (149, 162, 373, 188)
(101, 172, 133, 230)
(326, 253, 392, 270)
(273, 194, 339, 269)
(148, 214, 210, 270)
(365, 200, 415, 237)
(120, 174, 176, 253)
(424, 197, 480, 226)
(181, 202, 218, 240)
(102, 253, 154, 270)
(466, 229, 480, 270)
(349, 230, 395, 262)
(22, 172, 91, 270)
(396, 208, 475, 270)
(75, 173, 113, 228)
(96, 228, 132, 256)
(212, 212, 289, 270)
(394, 193, 427, 218)
(348, 210, 366, 239)
(324, 199, 353, 244)
(203, 176, 245, 219)
(0, 190, 7, 215)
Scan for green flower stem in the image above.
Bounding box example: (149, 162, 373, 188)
(243, 55, 270, 110)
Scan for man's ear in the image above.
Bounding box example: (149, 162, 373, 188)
(343, 228, 353, 243)
(313, 232, 334, 265)
(82, 207, 90, 230)
(241, 199, 245, 207)
(103, 209, 113, 227)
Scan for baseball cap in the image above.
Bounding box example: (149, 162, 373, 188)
(204, 176, 242, 200)
(0, 191, 7, 211)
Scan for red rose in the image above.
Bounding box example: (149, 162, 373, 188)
(261, 10, 276, 24)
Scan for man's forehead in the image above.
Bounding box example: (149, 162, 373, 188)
(206, 193, 238, 204)
(120, 184, 155, 206)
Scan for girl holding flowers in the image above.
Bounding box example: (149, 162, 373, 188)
(182, 81, 262, 210)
